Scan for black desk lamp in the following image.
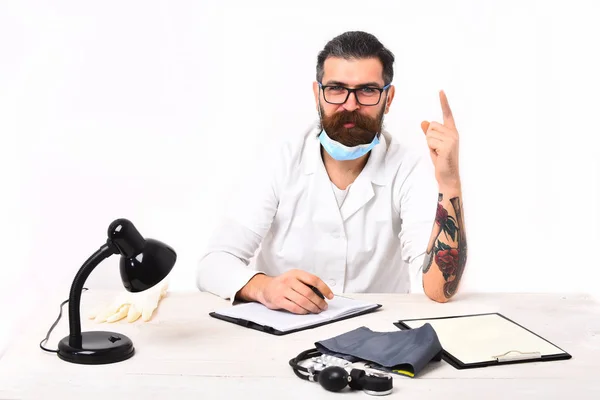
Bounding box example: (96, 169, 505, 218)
(56, 218, 176, 365)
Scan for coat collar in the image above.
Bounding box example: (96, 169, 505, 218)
(301, 124, 391, 221)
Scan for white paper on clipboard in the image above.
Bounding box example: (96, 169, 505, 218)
(401, 313, 566, 365)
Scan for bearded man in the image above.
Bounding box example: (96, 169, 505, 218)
(196, 31, 468, 312)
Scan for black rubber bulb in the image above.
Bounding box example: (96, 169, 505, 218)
(318, 366, 348, 392)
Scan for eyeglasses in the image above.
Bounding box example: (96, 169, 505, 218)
(318, 82, 391, 106)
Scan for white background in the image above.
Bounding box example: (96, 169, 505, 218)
(1, 0, 599, 356)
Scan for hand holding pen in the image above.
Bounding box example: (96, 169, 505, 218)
(237, 269, 334, 315)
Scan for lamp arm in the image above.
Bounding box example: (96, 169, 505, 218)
(68, 242, 117, 347)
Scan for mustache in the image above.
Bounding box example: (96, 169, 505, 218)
(324, 110, 380, 131)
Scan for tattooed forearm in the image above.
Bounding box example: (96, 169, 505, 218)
(422, 191, 467, 301)
(443, 197, 467, 297)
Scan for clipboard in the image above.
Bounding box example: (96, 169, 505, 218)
(209, 296, 382, 336)
(394, 313, 572, 369)
(210, 305, 381, 336)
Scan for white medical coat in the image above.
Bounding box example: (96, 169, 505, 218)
(196, 124, 438, 302)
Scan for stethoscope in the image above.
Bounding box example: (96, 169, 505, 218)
(288, 347, 393, 396)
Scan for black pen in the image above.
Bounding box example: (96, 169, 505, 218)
(308, 284, 325, 300)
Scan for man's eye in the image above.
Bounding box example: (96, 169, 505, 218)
(360, 87, 377, 94)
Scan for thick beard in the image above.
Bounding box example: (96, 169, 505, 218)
(319, 104, 385, 147)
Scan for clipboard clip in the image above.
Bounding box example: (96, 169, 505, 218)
(492, 350, 542, 362)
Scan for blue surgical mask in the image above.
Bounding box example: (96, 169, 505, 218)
(318, 129, 380, 161)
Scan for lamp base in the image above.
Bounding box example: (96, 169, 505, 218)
(57, 331, 135, 364)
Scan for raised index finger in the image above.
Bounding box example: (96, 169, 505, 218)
(439, 90, 456, 129)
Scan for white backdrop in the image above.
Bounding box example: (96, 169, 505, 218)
(1, 0, 599, 356)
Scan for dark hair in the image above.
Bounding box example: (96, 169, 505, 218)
(316, 31, 395, 86)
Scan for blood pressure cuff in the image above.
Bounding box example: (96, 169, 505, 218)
(314, 324, 443, 377)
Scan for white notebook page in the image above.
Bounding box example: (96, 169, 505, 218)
(215, 296, 378, 332)
(403, 314, 565, 364)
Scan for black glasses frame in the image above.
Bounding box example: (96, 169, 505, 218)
(318, 82, 391, 106)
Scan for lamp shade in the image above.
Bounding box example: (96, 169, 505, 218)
(108, 219, 176, 292)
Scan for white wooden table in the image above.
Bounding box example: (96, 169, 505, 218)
(0, 290, 598, 399)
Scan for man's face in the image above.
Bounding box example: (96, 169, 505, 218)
(313, 57, 395, 147)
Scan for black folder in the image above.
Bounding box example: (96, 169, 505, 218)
(394, 313, 571, 369)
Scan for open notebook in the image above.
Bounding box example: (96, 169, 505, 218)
(395, 313, 571, 369)
(210, 295, 382, 335)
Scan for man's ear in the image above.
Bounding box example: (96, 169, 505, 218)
(312, 81, 320, 111)
(384, 85, 395, 114)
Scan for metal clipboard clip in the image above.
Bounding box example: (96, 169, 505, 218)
(492, 350, 542, 362)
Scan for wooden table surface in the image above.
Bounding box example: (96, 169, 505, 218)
(1, 290, 599, 399)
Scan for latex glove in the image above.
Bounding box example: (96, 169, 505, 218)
(88, 281, 169, 323)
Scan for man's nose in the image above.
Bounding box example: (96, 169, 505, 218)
(342, 91, 360, 112)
